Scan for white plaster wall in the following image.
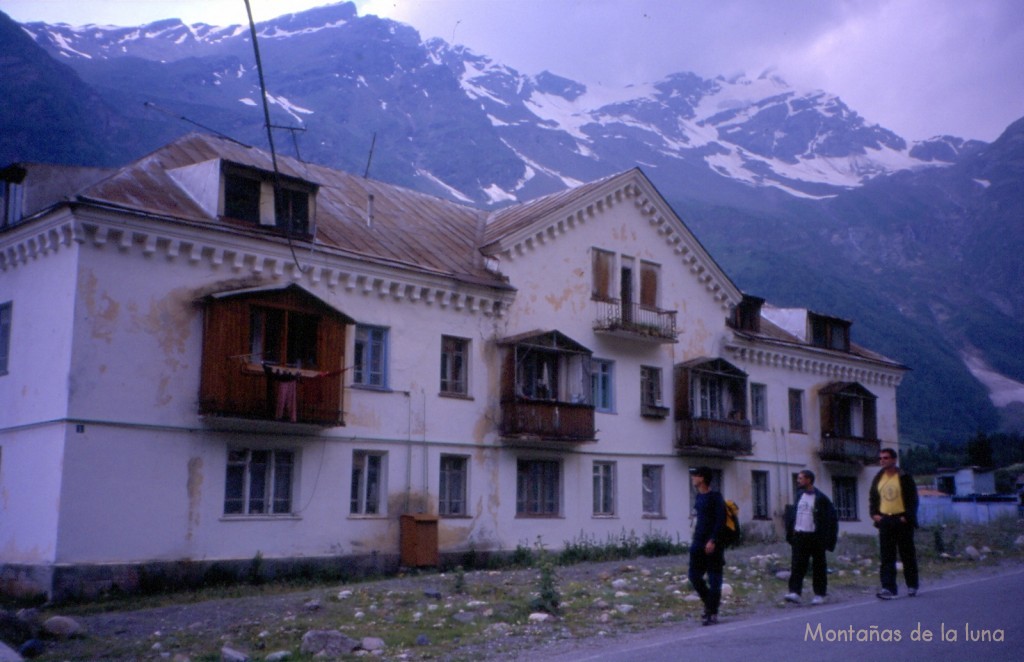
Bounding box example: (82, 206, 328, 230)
(0, 224, 77, 426)
(0, 426, 65, 563)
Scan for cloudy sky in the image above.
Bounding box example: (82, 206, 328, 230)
(3, 0, 1022, 141)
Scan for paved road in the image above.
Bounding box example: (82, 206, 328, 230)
(547, 566, 1024, 662)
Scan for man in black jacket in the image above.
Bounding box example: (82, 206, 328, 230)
(688, 466, 726, 626)
(869, 447, 920, 599)
(783, 469, 838, 604)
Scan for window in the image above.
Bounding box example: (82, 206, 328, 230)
(592, 461, 616, 516)
(591, 359, 615, 412)
(750, 383, 767, 429)
(592, 248, 615, 300)
(354, 325, 388, 388)
(684, 359, 748, 422)
(516, 459, 560, 516)
(0, 302, 10, 375)
(752, 470, 770, 519)
(640, 365, 665, 416)
(1, 179, 24, 228)
(788, 388, 804, 432)
(440, 336, 469, 395)
(639, 261, 659, 308)
(809, 313, 850, 352)
(249, 306, 319, 368)
(223, 173, 262, 224)
(642, 465, 664, 517)
(833, 476, 859, 520)
(351, 451, 386, 515)
(224, 449, 294, 515)
(439, 455, 468, 516)
(223, 167, 312, 235)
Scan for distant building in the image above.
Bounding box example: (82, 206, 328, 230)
(934, 466, 997, 496)
(0, 133, 906, 599)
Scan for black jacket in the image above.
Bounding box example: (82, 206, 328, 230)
(784, 488, 839, 552)
(869, 468, 919, 528)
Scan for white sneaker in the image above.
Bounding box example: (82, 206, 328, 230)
(784, 592, 801, 603)
(811, 595, 825, 605)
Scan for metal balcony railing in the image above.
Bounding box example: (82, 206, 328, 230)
(593, 299, 677, 342)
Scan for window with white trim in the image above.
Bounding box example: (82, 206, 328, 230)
(642, 464, 664, 517)
(354, 325, 388, 388)
(439, 454, 468, 516)
(752, 470, 770, 519)
(592, 461, 616, 516)
(351, 451, 386, 515)
(750, 383, 767, 429)
(591, 358, 614, 412)
(516, 459, 560, 516)
(224, 448, 295, 515)
(440, 335, 469, 395)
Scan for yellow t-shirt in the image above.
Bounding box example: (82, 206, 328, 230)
(878, 472, 904, 515)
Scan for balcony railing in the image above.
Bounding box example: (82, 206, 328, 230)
(820, 435, 880, 465)
(675, 418, 753, 456)
(200, 362, 344, 427)
(500, 399, 596, 442)
(593, 299, 677, 343)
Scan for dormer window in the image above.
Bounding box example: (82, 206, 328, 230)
(731, 295, 764, 333)
(809, 313, 850, 351)
(221, 162, 314, 236)
(0, 165, 27, 229)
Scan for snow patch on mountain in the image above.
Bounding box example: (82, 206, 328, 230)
(962, 350, 1024, 407)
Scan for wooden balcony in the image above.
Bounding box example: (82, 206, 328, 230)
(820, 435, 880, 466)
(675, 418, 752, 457)
(593, 300, 677, 343)
(200, 362, 344, 427)
(500, 399, 596, 443)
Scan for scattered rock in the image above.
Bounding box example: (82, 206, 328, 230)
(452, 611, 475, 624)
(615, 604, 634, 614)
(42, 616, 83, 640)
(528, 612, 552, 623)
(721, 583, 733, 597)
(775, 570, 791, 581)
(0, 640, 24, 662)
(361, 636, 385, 652)
(265, 652, 291, 662)
(302, 599, 321, 611)
(1014, 535, 1024, 547)
(220, 645, 249, 662)
(300, 630, 359, 657)
(611, 579, 630, 590)
(423, 589, 442, 600)
(485, 623, 511, 635)
(337, 590, 353, 600)
(964, 546, 982, 561)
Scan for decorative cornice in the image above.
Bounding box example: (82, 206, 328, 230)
(724, 340, 904, 387)
(3, 214, 512, 318)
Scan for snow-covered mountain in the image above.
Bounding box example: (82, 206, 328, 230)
(15, 1, 983, 205)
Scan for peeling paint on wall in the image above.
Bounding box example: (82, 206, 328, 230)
(80, 270, 119, 343)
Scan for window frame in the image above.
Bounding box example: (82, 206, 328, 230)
(440, 335, 469, 396)
(639, 260, 660, 309)
(640, 365, 666, 416)
(833, 476, 859, 521)
(0, 301, 11, 375)
(750, 383, 767, 429)
(752, 470, 770, 520)
(439, 454, 469, 517)
(591, 358, 615, 413)
(350, 451, 387, 516)
(516, 459, 561, 517)
(591, 248, 616, 301)
(642, 464, 664, 517)
(223, 448, 296, 516)
(353, 325, 389, 389)
(788, 388, 805, 433)
(592, 461, 616, 517)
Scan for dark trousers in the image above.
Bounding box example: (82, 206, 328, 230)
(788, 532, 828, 596)
(689, 544, 724, 615)
(878, 515, 919, 594)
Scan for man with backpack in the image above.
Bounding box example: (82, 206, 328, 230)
(688, 466, 726, 626)
(783, 469, 839, 605)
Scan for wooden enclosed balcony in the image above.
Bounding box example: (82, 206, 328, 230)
(198, 283, 352, 428)
(675, 418, 753, 457)
(593, 299, 677, 343)
(500, 400, 596, 442)
(820, 435, 880, 465)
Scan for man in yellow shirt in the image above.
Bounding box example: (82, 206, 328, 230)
(869, 447, 919, 599)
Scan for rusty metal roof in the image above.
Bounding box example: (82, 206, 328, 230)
(72, 133, 508, 289)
